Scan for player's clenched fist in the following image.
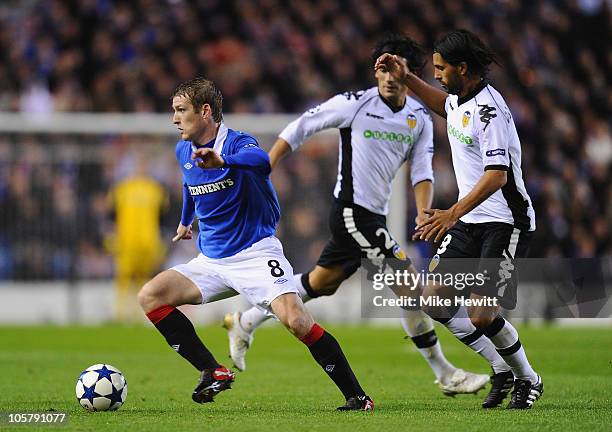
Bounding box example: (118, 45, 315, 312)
(192, 147, 225, 169)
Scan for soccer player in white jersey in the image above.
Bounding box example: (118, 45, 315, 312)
(224, 34, 489, 397)
(137, 77, 373, 411)
(376, 29, 543, 409)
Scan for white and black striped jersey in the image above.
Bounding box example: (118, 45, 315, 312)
(279, 87, 434, 216)
(444, 83, 535, 231)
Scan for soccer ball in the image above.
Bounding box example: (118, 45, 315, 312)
(75, 364, 128, 411)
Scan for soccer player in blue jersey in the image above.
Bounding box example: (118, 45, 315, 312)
(137, 77, 373, 411)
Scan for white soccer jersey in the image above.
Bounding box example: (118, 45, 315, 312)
(444, 83, 536, 230)
(280, 87, 434, 215)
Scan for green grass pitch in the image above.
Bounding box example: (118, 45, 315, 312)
(0, 324, 610, 431)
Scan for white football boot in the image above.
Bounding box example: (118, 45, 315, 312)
(222, 312, 253, 372)
(435, 368, 490, 396)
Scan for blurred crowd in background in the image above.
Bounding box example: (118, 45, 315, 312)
(0, 133, 339, 279)
(0, 0, 610, 280)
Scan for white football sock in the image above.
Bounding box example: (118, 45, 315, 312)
(401, 309, 455, 381)
(239, 307, 269, 333)
(486, 317, 538, 383)
(444, 305, 510, 374)
(293, 273, 311, 301)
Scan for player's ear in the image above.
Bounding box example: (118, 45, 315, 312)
(458, 62, 468, 77)
(200, 103, 212, 120)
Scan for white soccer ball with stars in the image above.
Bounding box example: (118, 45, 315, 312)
(75, 364, 128, 411)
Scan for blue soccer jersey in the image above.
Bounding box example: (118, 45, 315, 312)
(176, 123, 280, 258)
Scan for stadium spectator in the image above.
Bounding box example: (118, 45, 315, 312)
(0, 0, 609, 281)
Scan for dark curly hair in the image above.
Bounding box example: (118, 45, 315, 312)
(372, 33, 427, 77)
(172, 77, 223, 123)
(434, 30, 498, 78)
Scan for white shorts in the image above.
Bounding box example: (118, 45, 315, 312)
(170, 236, 297, 314)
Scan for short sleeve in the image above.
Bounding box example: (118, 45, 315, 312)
(477, 104, 510, 171)
(279, 90, 370, 151)
(408, 110, 434, 185)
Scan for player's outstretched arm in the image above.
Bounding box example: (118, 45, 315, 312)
(268, 138, 292, 171)
(375, 54, 447, 118)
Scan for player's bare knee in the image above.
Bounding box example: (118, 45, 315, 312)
(137, 279, 165, 313)
(137, 284, 154, 312)
(284, 307, 314, 338)
(285, 315, 307, 337)
(469, 303, 498, 329)
(470, 315, 494, 330)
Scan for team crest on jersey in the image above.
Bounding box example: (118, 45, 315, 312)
(462, 111, 471, 128)
(406, 114, 417, 129)
(429, 254, 440, 272)
(392, 244, 407, 261)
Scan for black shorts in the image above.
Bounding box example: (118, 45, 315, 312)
(316, 200, 410, 279)
(428, 221, 533, 309)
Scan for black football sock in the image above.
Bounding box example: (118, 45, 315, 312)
(301, 323, 365, 399)
(146, 305, 220, 371)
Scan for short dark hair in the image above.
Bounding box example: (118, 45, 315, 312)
(434, 30, 498, 78)
(372, 33, 427, 77)
(172, 77, 223, 123)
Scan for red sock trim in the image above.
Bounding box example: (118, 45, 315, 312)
(300, 323, 325, 347)
(146, 305, 175, 325)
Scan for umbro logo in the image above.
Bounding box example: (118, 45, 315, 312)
(366, 112, 384, 120)
(171, 344, 180, 352)
(274, 278, 288, 284)
(325, 364, 335, 373)
(183, 162, 193, 169)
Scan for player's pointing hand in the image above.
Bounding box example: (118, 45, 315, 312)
(192, 147, 225, 169)
(172, 223, 193, 242)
